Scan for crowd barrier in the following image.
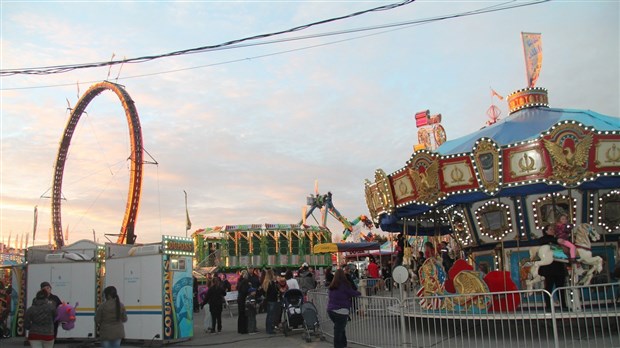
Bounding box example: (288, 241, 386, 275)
(307, 282, 619, 348)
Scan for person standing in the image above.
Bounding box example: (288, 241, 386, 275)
(24, 290, 56, 348)
(396, 233, 405, 265)
(327, 269, 361, 348)
(298, 263, 316, 296)
(538, 225, 568, 311)
(39, 282, 61, 338)
(203, 277, 226, 333)
(245, 288, 259, 334)
(285, 270, 299, 290)
(192, 276, 199, 313)
(261, 269, 278, 334)
(236, 270, 250, 334)
(94, 286, 127, 348)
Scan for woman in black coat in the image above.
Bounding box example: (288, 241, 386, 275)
(204, 277, 226, 333)
(236, 270, 250, 334)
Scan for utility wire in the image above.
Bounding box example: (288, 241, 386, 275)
(1, 0, 415, 76)
(1, 0, 549, 91)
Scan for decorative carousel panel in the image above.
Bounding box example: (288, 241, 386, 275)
(503, 142, 549, 183)
(474, 199, 514, 242)
(530, 192, 577, 230)
(593, 138, 620, 170)
(391, 170, 416, 205)
(471, 138, 502, 195)
(439, 156, 477, 192)
(406, 151, 443, 204)
(451, 209, 474, 247)
(542, 122, 594, 187)
(598, 190, 620, 233)
(374, 169, 395, 213)
(364, 181, 385, 222)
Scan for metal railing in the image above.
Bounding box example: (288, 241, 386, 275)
(307, 282, 620, 348)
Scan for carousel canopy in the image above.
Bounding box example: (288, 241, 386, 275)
(438, 107, 619, 156)
(365, 94, 620, 233)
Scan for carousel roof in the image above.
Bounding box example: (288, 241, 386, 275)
(364, 90, 620, 234)
(438, 107, 620, 156)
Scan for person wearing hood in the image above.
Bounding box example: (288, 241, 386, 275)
(297, 263, 316, 295)
(24, 289, 56, 348)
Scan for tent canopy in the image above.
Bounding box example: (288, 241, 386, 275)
(313, 242, 381, 254)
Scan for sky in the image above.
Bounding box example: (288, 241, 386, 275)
(1, 0, 619, 247)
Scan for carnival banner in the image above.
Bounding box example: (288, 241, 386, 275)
(521, 32, 543, 87)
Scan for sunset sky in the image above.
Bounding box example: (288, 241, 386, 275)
(1, 0, 618, 247)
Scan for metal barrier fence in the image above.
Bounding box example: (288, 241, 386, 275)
(307, 282, 619, 348)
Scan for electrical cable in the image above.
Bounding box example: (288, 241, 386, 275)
(0, 0, 548, 91)
(0, 0, 415, 76)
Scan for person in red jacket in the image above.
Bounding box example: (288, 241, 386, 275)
(367, 257, 380, 279)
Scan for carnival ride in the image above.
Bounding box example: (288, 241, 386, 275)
(51, 81, 144, 247)
(193, 223, 332, 272)
(364, 80, 620, 312)
(300, 186, 374, 242)
(526, 223, 604, 289)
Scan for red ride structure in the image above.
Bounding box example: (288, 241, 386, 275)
(51, 81, 143, 247)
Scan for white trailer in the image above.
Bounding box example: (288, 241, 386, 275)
(26, 240, 104, 340)
(104, 236, 194, 343)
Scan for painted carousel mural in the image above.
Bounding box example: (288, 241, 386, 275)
(364, 35, 620, 312)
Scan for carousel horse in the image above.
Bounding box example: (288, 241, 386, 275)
(526, 224, 603, 290)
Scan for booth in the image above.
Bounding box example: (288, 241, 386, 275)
(26, 240, 104, 339)
(104, 235, 194, 343)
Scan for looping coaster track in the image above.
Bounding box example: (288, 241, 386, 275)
(51, 81, 143, 247)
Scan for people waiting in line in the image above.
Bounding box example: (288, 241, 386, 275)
(24, 289, 56, 348)
(95, 286, 127, 348)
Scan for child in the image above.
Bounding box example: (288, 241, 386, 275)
(246, 288, 259, 334)
(555, 214, 577, 263)
(200, 279, 212, 333)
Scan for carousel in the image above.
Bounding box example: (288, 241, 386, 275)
(364, 85, 620, 309)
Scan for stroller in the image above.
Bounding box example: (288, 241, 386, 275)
(281, 289, 305, 336)
(300, 301, 325, 342)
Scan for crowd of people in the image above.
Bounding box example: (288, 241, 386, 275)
(197, 262, 320, 336)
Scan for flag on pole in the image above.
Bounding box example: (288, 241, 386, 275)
(32, 205, 38, 244)
(184, 190, 192, 231)
(490, 88, 504, 100)
(521, 32, 543, 87)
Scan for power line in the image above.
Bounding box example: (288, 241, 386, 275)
(1, 0, 549, 91)
(1, 0, 415, 76)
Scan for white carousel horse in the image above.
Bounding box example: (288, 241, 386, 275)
(526, 223, 603, 290)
